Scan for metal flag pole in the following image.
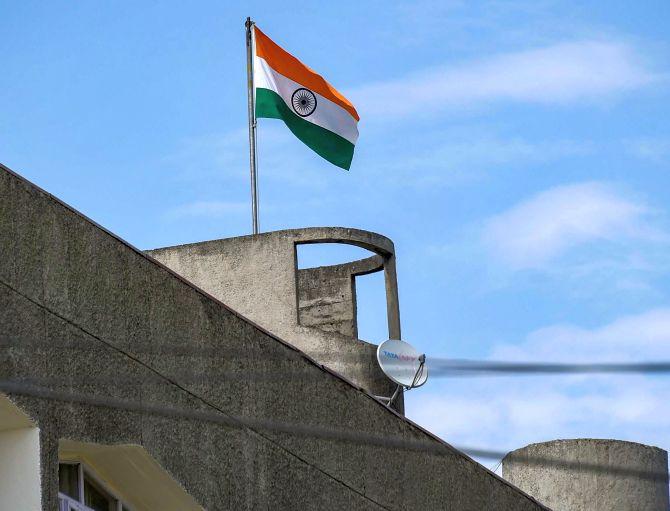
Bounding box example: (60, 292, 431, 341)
(245, 17, 259, 234)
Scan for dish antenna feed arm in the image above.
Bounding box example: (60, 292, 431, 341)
(375, 350, 427, 409)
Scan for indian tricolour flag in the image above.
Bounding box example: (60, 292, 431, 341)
(252, 26, 360, 170)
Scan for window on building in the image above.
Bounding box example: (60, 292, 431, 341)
(83, 476, 116, 511)
(58, 462, 132, 511)
(58, 463, 79, 500)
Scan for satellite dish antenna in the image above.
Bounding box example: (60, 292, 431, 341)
(375, 339, 428, 407)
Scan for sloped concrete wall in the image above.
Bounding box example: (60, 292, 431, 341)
(0, 164, 548, 511)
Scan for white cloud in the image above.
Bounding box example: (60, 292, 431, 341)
(167, 200, 248, 219)
(495, 308, 670, 362)
(407, 309, 670, 461)
(350, 40, 658, 119)
(375, 137, 591, 187)
(483, 182, 662, 269)
(355, 124, 596, 189)
(408, 380, 670, 458)
(386, 0, 595, 51)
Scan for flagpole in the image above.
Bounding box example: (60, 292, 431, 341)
(245, 17, 259, 234)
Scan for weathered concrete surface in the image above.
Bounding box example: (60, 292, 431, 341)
(148, 230, 400, 408)
(0, 163, 549, 511)
(298, 262, 358, 337)
(503, 439, 669, 511)
(297, 255, 383, 337)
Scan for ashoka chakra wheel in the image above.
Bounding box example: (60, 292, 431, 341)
(291, 88, 317, 117)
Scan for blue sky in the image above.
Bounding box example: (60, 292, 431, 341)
(3, 1, 670, 467)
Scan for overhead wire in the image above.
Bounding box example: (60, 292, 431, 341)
(427, 359, 670, 376)
(0, 277, 395, 511)
(0, 378, 667, 482)
(4, 336, 670, 378)
(2, 278, 669, 498)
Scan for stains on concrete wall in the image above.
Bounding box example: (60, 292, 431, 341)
(0, 164, 548, 511)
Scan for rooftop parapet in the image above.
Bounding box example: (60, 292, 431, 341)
(147, 227, 402, 411)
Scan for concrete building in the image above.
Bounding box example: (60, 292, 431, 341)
(2, 162, 666, 510)
(503, 439, 669, 511)
(1, 163, 550, 510)
(147, 227, 402, 411)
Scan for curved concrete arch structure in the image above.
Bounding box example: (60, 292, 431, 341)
(291, 227, 400, 342)
(148, 227, 403, 411)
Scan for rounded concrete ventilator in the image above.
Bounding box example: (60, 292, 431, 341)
(502, 438, 669, 511)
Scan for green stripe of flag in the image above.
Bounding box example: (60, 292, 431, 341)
(255, 88, 355, 170)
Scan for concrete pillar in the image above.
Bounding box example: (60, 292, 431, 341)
(502, 439, 669, 511)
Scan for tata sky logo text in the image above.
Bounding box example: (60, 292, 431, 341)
(382, 350, 415, 362)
